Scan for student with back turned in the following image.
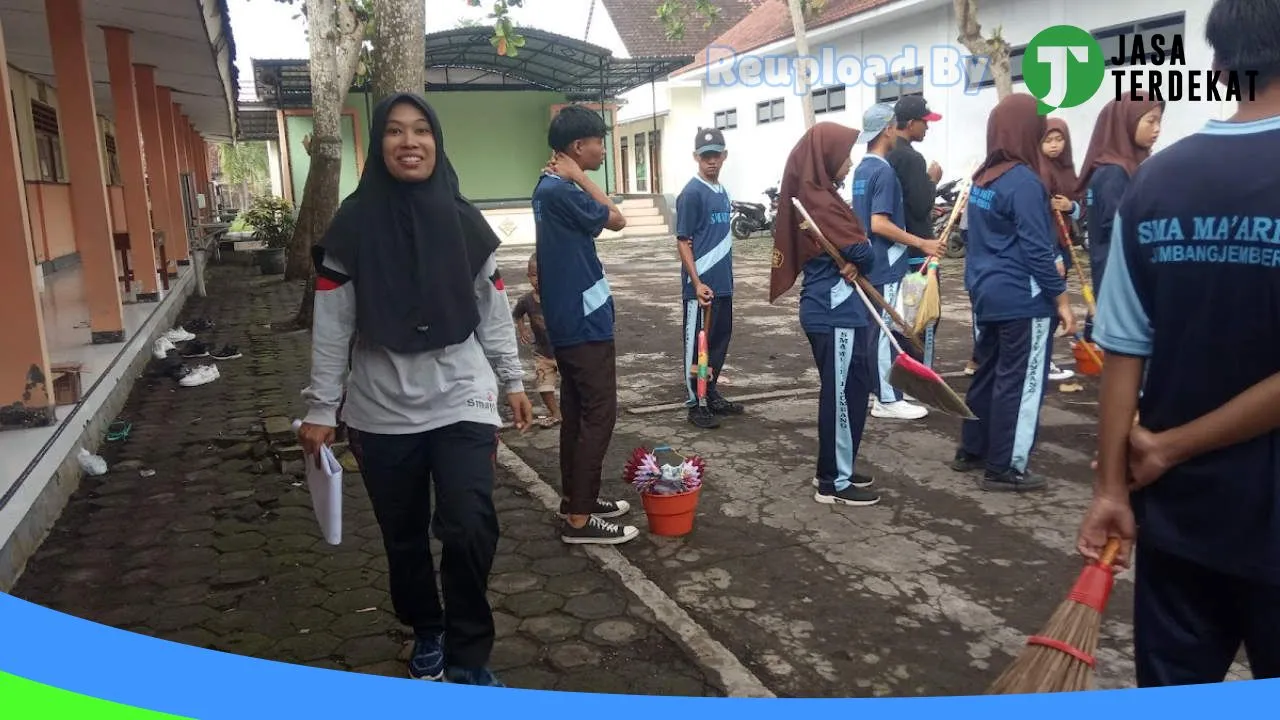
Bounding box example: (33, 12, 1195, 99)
(852, 102, 943, 422)
(676, 127, 744, 429)
(1077, 0, 1280, 687)
(951, 94, 1076, 493)
(533, 106, 639, 546)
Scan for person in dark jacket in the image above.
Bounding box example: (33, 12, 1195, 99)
(887, 95, 945, 371)
(1076, 93, 1165, 341)
(951, 94, 1077, 493)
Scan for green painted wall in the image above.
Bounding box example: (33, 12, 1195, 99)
(283, 91, 617, 204)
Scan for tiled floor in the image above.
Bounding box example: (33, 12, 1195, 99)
(0, 263, 191, 493)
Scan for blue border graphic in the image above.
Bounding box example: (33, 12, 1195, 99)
(0, 592, 1275, 718)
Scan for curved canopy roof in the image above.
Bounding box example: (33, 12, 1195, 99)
(248, 27, 691, 128)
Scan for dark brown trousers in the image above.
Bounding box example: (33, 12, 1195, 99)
(553, 340, 618, 515)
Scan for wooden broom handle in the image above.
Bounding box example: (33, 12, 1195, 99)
(928, 179, 970, 265)
(791, 199, 926, 355)
(1099, 538, 1121, 567)
(1053, 210, 1097, 317)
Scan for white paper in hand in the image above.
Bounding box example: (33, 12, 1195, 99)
(293, 420, 343, 545)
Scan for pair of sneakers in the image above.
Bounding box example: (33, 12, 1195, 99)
(950, 449, 1047, 492)
(408, 632, 503, 687)
(560, 498, 639, 545)
(811, 473, 880, 506)
(177, 364, 221, 388)
(688, 394, 745, 429)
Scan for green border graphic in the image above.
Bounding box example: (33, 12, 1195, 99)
(0, 671, 191, 720)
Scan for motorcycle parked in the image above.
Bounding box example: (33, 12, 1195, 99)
(931, 178, 967, 258)
(730, 186, 779, 239)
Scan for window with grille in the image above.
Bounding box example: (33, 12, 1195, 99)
(756, 98, 785, 124)
(104, 133, 122, 185)
(875, 68, 924, 103)
(713, 108, 737, 130)
(812, 85, 847, 115)
(31, 101, 64, 182)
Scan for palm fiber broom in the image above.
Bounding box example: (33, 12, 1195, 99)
(1052, 210, 1105, 372)
(986, 538, 1122, 694)
(910, 175, 972, 336)
(791, 198, 975, 419)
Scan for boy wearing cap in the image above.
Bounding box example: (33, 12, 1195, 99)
(676, 127, 743, 430)
(887, 95, 946, 371)
(854, 102, 944, 421)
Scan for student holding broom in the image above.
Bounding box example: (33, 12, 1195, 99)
(770, 122, 881, 507)
(951, 94, 1076, 493)
(676, 127, 744, 430)
(1039, 118, 1083, 383)
(1077, 0, 1280, 687)
(1075, 92, 1164, 342)
(851, 102, 943, 421)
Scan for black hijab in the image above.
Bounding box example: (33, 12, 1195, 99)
(316, 92, 500, 354)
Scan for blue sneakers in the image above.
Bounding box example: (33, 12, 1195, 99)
(444, 666, 505, 687)
(408, 632, 445, 681)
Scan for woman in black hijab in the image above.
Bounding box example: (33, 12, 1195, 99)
(298, 93, 533, 686)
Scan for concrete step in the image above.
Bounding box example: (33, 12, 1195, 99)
(623, 206, 662, 217)
(619, 198, 658, 209)
(621, 226, 672, 239)
(625, 214, 667, 227)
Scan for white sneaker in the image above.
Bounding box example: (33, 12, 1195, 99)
(1048, 363, 1075, 381)
(153, 336, 177, 360)
(871, 399, 929, 420)
(179, 365, 219, 387)
(164, 327, 196, 343)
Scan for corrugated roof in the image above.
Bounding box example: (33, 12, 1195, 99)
(674, 0, 898, 76)
(599, 0, 764, 58)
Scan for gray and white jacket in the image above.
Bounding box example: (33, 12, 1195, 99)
(301, 251, 525, 435)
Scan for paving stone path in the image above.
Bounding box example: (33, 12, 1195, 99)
(12, 258, 719, 696)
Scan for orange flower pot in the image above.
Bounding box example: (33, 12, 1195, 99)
(1072, 340, 1104, 377)
(640, 486, 702, 537)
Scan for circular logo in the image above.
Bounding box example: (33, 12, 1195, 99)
(771, 247, 784, 268)
(1022, 25, 1106, 113)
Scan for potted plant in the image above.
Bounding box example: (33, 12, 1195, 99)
(622, 445, 705, 537)
(242, 194, 296, 275)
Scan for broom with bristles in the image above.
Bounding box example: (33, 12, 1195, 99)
(912, 176, 972, 337)
(986, 538, 1122, 694)
(1052, 210, 1105, 372)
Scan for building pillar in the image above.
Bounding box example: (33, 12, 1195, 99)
(45, 0, 123, 343)
(0, 19, 55, 431)
(155, 87, 189, 264)
(132, 65, 177, 280)
(193, 128, 211, 221)
(101, 27, 159, 301)
(181, 116, 201, 222)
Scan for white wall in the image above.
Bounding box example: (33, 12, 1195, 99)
(681, 0, 1225, 202)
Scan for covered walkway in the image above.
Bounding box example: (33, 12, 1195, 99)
(0, 0, 238, 589)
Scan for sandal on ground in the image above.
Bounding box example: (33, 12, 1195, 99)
(106, 420, 132, 442)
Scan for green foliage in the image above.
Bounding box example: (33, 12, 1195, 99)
(469, 0, 527, 57)
(218, 142, 270, 194)
(243, 195, 298, 249)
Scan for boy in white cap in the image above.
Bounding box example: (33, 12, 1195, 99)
(850, 103, 944, 421)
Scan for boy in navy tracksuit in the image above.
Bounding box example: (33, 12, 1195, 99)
(952, 94, 1076, 492)
(1077, 0, 1280, 687)
(677, 127, 744, 429)
(534, 106, 639, 547)
(850, 103, 944, 422)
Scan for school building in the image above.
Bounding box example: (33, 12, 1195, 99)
(240, 24, 691, 244)
(0, 0, 237, 590)
(617, 0, 1232, 206)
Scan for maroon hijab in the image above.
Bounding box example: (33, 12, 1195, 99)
(1040, 118, 1080, 201)
(771, 122, 864, 302)
(1075, 93, 1164, 195)
(972, 94, 1047, 188)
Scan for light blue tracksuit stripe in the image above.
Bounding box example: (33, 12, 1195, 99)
(834, 327, 856, 491)
(876, 282, 903, 404)
(1010, 317, 1052, 472)
(683, 299, 699, 404)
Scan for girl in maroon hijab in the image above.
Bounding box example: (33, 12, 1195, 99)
(952, 94, 1077, 492)
(772, 122, 881, 507)
(1077, 93, 1165, 339)
(1040, 117, 1084, 382)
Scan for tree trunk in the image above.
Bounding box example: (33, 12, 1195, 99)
(788, 0, 816, 128)
(954, 0, 1013, 99)
(281, 0, 367, 330)
(371, 0, 426, 100)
